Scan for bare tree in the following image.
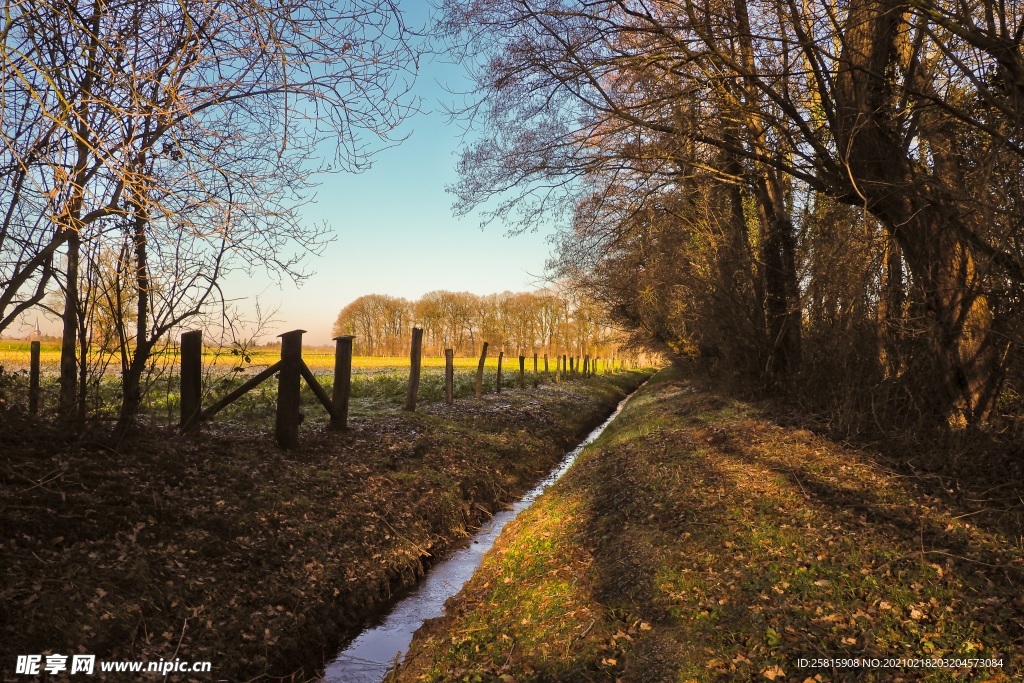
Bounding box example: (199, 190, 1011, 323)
(2, 0, 419, 425)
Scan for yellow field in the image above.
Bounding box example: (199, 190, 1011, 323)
(0, 341, 529, 375)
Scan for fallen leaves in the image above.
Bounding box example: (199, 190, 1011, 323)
(384, 368, 1024, 682)
(2, 373, 648, 681)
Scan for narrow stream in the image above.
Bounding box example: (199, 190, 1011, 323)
(319, 389, 638, 683)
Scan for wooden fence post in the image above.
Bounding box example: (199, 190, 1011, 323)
(563, 354, 568, 379)
(475, 342, 489, 398)
(533, 353, 538, 388)
(405, 327, 423, 411)
(330, 336, 353, 431)
(497, 351, 504, 393)
(445, 349, 454, 404)
(544, 353, 549, 380)
(584, 355, 590, 377)
(519, 354, 525, 388)
(180, 330, 203, 432)
(29, 340, 40, 414)
(275, 329, 305, 449)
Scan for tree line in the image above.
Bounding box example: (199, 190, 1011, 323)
(1, 0, 417, 434)
(333, 290, 627, 359)
(440, 0, 1024, 430)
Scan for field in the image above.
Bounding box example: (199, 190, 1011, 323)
(0, 340, 516, 374)
(0, 340, 591, 423)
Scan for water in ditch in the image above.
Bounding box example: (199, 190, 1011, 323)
(319, 388, 638, 682)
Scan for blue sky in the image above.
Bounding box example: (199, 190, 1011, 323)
(17, 4, 559, 345)
(222, 12, 559, 345)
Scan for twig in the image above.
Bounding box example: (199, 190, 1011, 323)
(373, 512, 432, 558)
(503, 640, 516, 669)
(169, 618, 188, 661)
(790, 471, 811, 500)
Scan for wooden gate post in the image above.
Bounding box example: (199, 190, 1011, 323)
(406, 327, 424, 411)
(544, 353, 549, 380)
(401, 327, 421, 411)
(275, 329, 305, 449)
(497, 351, 504, 393)
(533, 353, 538, 388)
(330, 335, 353, 431)
(180, 330, 203, 432)
(28, 340, 40, 414)
(475, 342, 489, 398)
(563, 354, 568, 379)
(519, 355, 526, 388)
(445, 349, 454, 404)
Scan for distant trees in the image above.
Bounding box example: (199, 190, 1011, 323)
(440, 0, 1024, 428)
(1, 0, 419, 430)
(333, 289, 625, 359)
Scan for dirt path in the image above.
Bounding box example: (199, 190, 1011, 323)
(394, 367, 1023, 682)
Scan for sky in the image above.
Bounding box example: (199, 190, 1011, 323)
(218, 11, 559, 346)
(16, 4, 562, 346)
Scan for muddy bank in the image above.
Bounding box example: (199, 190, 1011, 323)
(0, 371, 652, 682)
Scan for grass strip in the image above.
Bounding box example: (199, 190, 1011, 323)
(0, 371, 650, 681)
(395, 366, 1023, 683)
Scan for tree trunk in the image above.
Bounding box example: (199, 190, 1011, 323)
(716, 142, 768, 374)
(881, 240, 905, 377)
(732, 0, 801, 380)
(754, 174, 802, 379)
(58, 229, 81, 419)
(114, 203, 152, 437)
(834, 0, 1004, 424)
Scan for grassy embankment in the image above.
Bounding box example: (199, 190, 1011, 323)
(395, 366, 1023, 683)
(0, 367, 652, 681)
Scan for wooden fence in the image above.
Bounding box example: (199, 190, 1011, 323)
(19, 330, 630, 449)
